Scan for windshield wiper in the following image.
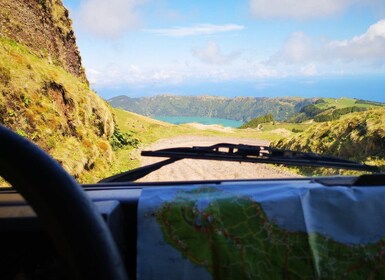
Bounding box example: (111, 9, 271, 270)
(99, 158, 181, 183)
(100, 143, 379, 183)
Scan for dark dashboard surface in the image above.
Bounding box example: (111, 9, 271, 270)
(1, 175, 385, 279)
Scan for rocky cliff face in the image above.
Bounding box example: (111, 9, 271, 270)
(0, 0, 87, 83)
(0, 0, 117, 183)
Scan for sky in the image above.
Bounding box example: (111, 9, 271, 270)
(62, 0, 385, 101)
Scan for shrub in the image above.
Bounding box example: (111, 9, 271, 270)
(110, 128, 139, 151)
(315, 99, 326, 104)
(240, 113, 275, 129)
(292, 128, 303, 133)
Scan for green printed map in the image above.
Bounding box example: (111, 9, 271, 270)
(138, 186, 385, 279)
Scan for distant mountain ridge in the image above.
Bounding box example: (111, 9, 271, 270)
(108, 95, 318, 122)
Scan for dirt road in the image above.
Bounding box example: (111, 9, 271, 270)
(138, 136, 298, 182)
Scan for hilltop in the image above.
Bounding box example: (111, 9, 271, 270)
(287, 98, 383, 123)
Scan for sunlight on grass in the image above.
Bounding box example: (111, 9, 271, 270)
(0, 37, 115, 183)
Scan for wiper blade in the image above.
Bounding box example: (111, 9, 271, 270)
(142, 143, 379, 172)
(101, 143, 379, 183)
(99, 158, 181, 183)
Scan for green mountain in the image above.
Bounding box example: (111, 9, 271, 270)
(287, 98, 383, 123)
(108, 95, 317, 122)
(273, 107, 385, 172)
(0, 0, 119, 183)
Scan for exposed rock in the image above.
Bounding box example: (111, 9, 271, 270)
(0, 0, 87, 83)
(0, 0, 118, 183)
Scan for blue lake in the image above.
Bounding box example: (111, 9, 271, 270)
(154, 116, 243, 128)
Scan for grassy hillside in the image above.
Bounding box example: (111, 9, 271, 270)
(316, 98, 383, 109)
(273, 107, 385, 173)
(288, 98, 383, 123)
(0, 37, 115, 183)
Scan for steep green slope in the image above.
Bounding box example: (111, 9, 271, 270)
(109, 95, 316, 122)
(0, 37, 115, 182)
(0, 0, 87, 81)
(273, 107, 385, 171)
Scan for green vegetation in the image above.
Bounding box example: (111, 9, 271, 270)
(109, 127, 139, 151)
(273, 107, 385, 175)
(109, 95, 317, 122)
(113, 109, 196, 145)
(288, 98, 383, 123)
(0, 37, 115, 183)
(355, 99, 385, 106)
(317, 97, 383, 109)
(313, 106, 367, 122)
(240, 113, 274, 128)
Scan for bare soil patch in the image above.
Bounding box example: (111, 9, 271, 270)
(185, 123, 235, 133)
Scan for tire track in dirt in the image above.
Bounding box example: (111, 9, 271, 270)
(137, 136, 298, 182)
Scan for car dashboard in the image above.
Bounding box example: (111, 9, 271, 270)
(1, 175, 385, 279)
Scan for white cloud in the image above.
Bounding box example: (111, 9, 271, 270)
(78, 0, 144, 38)
(86, 61, 284, 87)
(146, 24, 244, 37)
(192, 41, 240, 65)
(268, 32, 313, 64)
(325, 19, 385, 63)
(268, 19, 385, 66)
(250, 0, 350, 19)
(86, 64, 191, 86)
(249, 0, 385, 20)
(301, 63, 318, 76)
(86, 20, 385, 86)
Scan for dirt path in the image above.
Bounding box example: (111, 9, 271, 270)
(138, 136, 298, 182)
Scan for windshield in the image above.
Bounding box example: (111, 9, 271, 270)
(1, 0, 384, 184)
